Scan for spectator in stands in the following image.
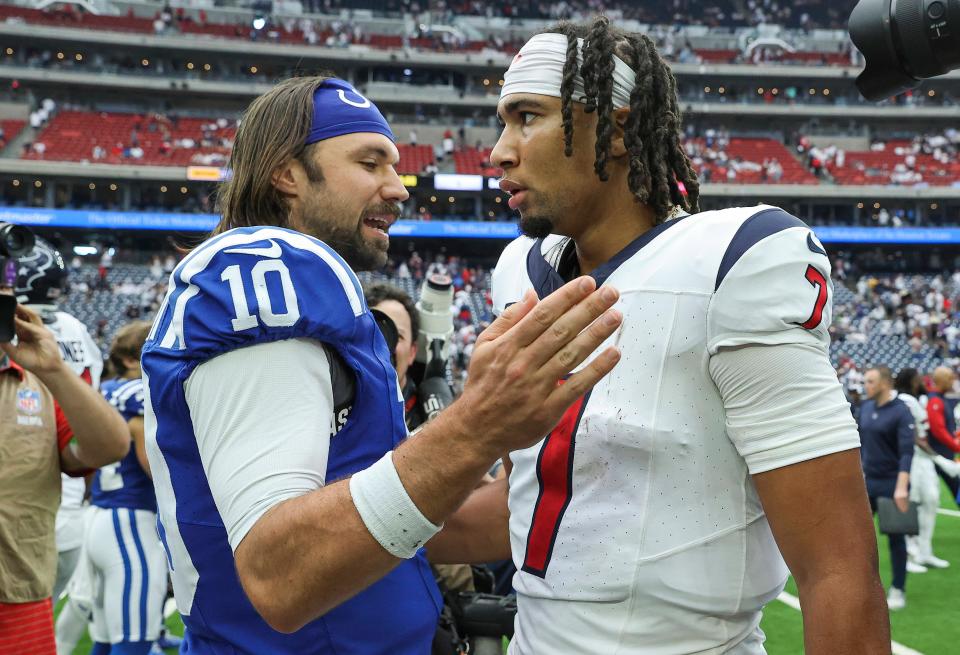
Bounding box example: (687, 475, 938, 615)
(858, 366, 916, 610)
(926, 366, 960, 504)
(0, 275, 128, 654)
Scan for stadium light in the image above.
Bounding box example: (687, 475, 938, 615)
(75, 53, 83, 62)
(73, 246, 98, 256)
(203, 63, 212, 71)
(160, 186, 168, 193)
(142, 58, 149, 66)
(250, 66, 258, 74)
(252, 17, 267, 30)
(88, 183, 95, 190)
(109, 183, 117, 191)
(187, 62, 195, 70)
(11, 179, 19, 187)
(34, 180, 41, 188)
(180, 187, 188, 194)
(56, 52, 64, 60)
(4, 48, 12, 55)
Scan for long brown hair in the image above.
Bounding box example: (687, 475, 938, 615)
(544, 16, 700, 224)
(107, 320, 152, 379)
(213, 74, 334, 235)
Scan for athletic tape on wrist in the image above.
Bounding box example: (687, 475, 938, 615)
(349, 451, 442, 559)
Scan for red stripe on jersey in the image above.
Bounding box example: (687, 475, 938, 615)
(522, 389, 590, 577)
(0, 598, 55, 655)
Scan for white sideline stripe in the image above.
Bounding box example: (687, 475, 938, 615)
(936, 508, 960, 518)
(776, 591, 923, 655)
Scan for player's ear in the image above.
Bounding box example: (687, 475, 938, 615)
(608, 107, 630, 159)
(271, 159, 302, 197)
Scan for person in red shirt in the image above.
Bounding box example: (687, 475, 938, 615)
(0, 276, 128, 655)
(925, 366, 960, 505)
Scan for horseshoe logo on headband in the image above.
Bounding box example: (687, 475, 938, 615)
(338, 89, 371, 108)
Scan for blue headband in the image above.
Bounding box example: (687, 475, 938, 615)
(305, 79, 394, 145)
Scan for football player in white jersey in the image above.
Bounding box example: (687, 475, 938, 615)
(427, 17, 888, 655)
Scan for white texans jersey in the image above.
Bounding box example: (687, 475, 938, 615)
(492, 206, 859, 655)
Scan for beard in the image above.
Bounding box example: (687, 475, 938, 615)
(323, 224, 387, 272)
(519, 213, 555, 239)
(299, 184, 396, 272)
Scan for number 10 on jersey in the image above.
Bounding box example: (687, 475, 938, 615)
(221, 261, 301, 331)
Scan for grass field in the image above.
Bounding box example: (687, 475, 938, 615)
(60, 482, 960, 654)
(760, 481, 960, 655)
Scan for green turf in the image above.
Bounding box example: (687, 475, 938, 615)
(759, 480, 960, 654)
(54, 598, 184, 655)
(57, 483, 960, 654)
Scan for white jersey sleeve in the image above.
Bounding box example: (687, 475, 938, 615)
(707, 219, 832, 353)
(184, 338, 334, 551)
(707, 210, 858, 474)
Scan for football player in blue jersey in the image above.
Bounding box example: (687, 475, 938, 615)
(141, 75, 623, 655)
(82, 320, 169, 655)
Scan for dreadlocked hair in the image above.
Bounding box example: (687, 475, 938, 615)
(545, 16, 700, 224)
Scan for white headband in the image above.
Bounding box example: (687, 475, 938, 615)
(501, 33, 637, 109)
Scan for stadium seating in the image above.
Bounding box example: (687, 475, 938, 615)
(828, 142, 960, 186)
(396, 144, 435, 175)
(453, 147, 498, 176)
(696, 138, 819, 185)
(0, 119, 26, 146)
(24, 111, 234, 167)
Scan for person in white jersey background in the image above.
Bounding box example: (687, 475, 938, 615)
(426, 17, 889, 655)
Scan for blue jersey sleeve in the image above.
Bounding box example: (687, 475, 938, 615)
(123, 381, 146, 419)
(147, 227, 367, 361)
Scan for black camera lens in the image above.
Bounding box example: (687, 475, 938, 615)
(849, 0, 960, 101)
(0, 222, 35, 259)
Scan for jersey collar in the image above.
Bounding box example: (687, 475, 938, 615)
(525, 215, 688, 300)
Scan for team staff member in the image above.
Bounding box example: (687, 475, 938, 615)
(0, 269, 129, 655)
(142, 75, 622, 654)
(858, 366, 916, 610)
(926, 366, 960, 503)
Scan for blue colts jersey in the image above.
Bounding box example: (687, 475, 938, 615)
(91, 378, 156, 513)
(141, 226, 441, 655)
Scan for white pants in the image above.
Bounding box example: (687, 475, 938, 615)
(907, 449, 941, 562)
(86, 506, 169, 644)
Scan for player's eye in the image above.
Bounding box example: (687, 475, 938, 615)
(519, 112, 536, 126)
(360, 160, 378, 170)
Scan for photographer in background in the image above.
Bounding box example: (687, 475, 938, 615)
(0, 243, 129, 655)
(364, 281, 511, 655)
(364, 283, 425, 430)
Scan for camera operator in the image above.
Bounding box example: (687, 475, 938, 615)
(0, 228, 128, 655)
(364, 281, 513, 655)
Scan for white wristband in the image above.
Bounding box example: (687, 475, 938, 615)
(349, 452, 442, 559)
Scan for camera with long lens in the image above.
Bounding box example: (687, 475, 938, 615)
(0, 222, 34, 259)
(414, 272, 455, 422)
(0, 222, 34, 342)
(451, 592, 517, 655)
(849, 0, 960, 100)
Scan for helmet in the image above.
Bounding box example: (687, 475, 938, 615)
(15, 236, 67, 304)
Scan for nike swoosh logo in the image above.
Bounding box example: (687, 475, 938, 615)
(224, 239, 282, 258)
(807, 232, 827, 256)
